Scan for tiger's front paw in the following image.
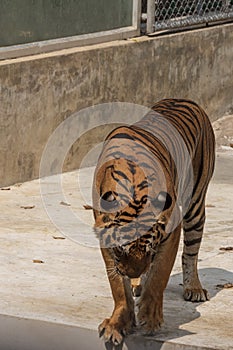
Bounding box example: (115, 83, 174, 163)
(137, 294, 163, 335)
(99, 309, 135, 345)
(99, 318, 124, 345)
(183, 287, 209, 302)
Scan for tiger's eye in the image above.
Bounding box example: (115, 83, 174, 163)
(100, 191, 119, 212)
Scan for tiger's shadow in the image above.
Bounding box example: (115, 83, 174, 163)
(104, 267, 233, 350)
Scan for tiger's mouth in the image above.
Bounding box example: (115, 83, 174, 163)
(112, 241, 155, 279)
(114, 252, 152, 279)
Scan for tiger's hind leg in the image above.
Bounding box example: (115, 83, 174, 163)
(182, 204, 209, 302)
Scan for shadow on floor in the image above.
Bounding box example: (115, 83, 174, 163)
(104, 267, 233, 350)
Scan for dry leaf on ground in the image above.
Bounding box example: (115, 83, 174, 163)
(216, 283, 233, 289)
(33, 259, 44, 264)
(219, 247, 233, 251)
(20, 205, 35, 209)
(60, 201, 71, 206)
(83, 204, 93, 210)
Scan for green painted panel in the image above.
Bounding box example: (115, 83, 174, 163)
(0, 0, 134, 46)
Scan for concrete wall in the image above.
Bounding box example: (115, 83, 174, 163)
(0, 23, 233, 187)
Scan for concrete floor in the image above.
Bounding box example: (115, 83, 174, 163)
(0, 149, 233, 350)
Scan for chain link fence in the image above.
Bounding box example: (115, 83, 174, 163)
(142, 0, 233, 33)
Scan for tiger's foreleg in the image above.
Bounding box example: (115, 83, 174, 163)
(137, 224, 181, 334)
(99, 248, 135, 345)
(182, 209, 209, 302)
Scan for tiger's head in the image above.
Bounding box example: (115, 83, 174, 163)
(92, 157, 175, 279)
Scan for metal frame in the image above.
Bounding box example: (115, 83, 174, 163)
(146, 0, 233, 34)
(0, 0, 141, 60)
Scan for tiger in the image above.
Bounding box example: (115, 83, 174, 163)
(92, 98, 215, 345)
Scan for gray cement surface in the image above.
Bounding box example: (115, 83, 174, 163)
(0, 150, 232, 349)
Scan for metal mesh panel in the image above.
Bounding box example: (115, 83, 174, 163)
(145, 0, 233, 32)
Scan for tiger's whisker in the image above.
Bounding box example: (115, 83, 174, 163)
(107, 269, 118, 280)
(148, 246, 157, 254)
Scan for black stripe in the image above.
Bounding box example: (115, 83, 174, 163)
(128, 202, 141, 211)
(140, 194, 148, 204)
(184, 223, 204, 233)
(120, 211, 135, 218)
(137, 180, 149, 190)
(111, 133, 134, 140)
(184, 200, 205, 225)
(128, 161, 136, 175)
(106, 126, 133, 140)
(113, 170, 130, 182)
(137, 161, 155, 170)
(184, 237, 202, 247)
(183, 252, 198, 257)
(118, 218, 133, 224)
(106, 151, 135, 160)
(135, 150, 157, 164)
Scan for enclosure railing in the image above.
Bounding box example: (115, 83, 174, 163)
(145, 0, 233, 33)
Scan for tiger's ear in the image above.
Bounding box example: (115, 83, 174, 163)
(151, 191, 172, 211)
